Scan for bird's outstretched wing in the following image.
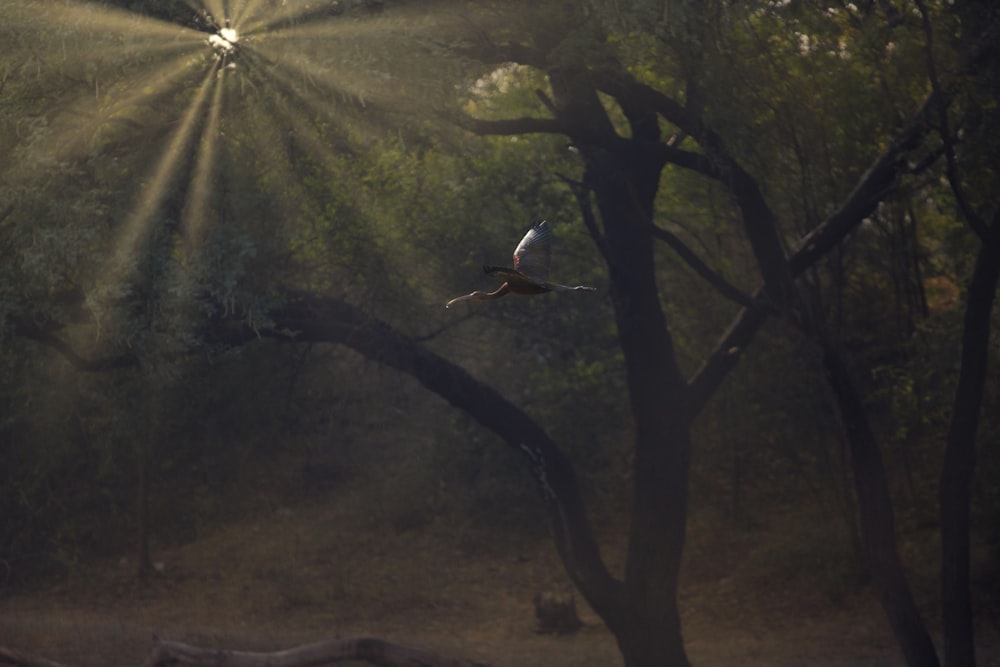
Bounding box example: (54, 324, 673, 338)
(512, 220, 552, 281)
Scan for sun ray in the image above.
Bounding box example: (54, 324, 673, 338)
(212, 0, 230, 18)
(237, 49, 373, 148)
(246, 73, 380, 251)
(199, 0, 228, 27)
(1, 52, 206, 198)
(241, 43, 393, 114)
(99, 62, 221, 295)
(236, 2, 320, 36)
(239, 11, 453, 112)
(2, 0, 460, 337)
(78, 56, 203, 146)
(180, 0, 211, 21)
(9, 0, 206, 44)
(231, 0, 268, 32)
(226, 60, 367, 264)
(253, 16, 424, 42)
(57, 36, 206, 66)
(179, 74, 226, 258)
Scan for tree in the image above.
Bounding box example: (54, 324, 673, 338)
(430, 2, 996, 664)
(2, 1, 998, 666)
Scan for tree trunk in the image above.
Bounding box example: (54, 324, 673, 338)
(821, 341, 940, 667)
(583, 139, 692, 666)
(940, 216, 1000, 667)
(135, 441, 151, 581)
(135, 390, 154, 581)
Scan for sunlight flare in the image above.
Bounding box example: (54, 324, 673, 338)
(180, 73, 227, 257)
(100, 63, 221, 293)
(230, 0, 269, 31)
(208, 29, 239, 56)
(6, 53, 204, 188)
(9, 0, 204, 44)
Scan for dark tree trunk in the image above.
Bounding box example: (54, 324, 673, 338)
(135, 441, 152, 581)
(135, 392, 154, 582)
(821, 341, 940, 667)
(550, 60, 693, 665)
(602, 201, 692, 666)
(940, 216, 1000, 667)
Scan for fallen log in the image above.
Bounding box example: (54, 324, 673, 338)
(0, 636, 490, 667)
(0, 647, 70, 667)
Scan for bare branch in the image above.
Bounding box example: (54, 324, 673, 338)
(561, 167, 760, 311)
(686, 87, 946, 413)
(592, 73, 695, 135)
(534, 88, 557, 115)
(14, 320, 137, 372)
(411, 311, 478, 343)
(211, 294, 628, 622)
(593, 73, 801, 311)
(648, 225, 763, 311)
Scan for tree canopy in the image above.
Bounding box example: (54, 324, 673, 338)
(1, 1, 998, 666)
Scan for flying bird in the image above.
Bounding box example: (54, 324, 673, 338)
(446, 220, 596, 308)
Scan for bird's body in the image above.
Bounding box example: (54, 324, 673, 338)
(446, 220, 596, 308)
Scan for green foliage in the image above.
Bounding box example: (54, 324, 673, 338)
(0, 0, 997, 604)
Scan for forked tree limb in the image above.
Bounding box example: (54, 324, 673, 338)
(685, 85, 945, 414)
(647, 224, 761, 311)
(5, 291, 627, 626)
(212, 295, 628, 624)
(558, 173, 759, 311)
(0, 637, 489, 667)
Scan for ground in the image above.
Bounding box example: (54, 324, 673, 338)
(1, 486, 997, 667)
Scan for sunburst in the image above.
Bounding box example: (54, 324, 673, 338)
(1, 0, 456, 352)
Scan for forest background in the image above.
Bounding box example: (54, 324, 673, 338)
(0, 1, 998, 666)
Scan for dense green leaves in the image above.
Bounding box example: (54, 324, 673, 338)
(0, 11, 997, 662)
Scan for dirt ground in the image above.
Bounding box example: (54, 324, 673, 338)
(1, 498, 997, 667)
(0, 587, 924, 667)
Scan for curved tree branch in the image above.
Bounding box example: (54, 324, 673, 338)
(209, 294, 628, 625)
(593, 70, 801, 312)
(13, 318, 137, 372)
(12, 290, 629, 624)
(648, 224, 762, 311)
(686, 86, 945, 414)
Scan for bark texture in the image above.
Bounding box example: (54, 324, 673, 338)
(0, 637, 487, 667)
